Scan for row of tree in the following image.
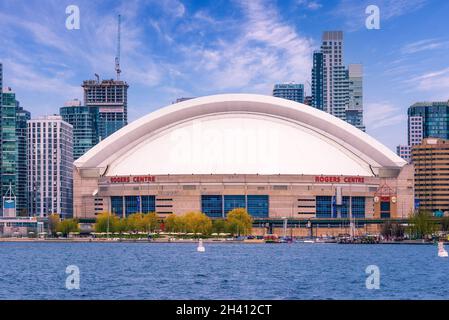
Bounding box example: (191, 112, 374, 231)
(48, 214, 80, 236)
(49, 208, 449, 239)
(381, 209, 449, 240)
(94, 208, 253, 236)
(95, 212, 159, 233)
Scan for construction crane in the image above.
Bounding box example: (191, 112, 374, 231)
(115, 14, 121, 81)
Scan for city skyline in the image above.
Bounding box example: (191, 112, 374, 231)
(0, 0, 449, 152)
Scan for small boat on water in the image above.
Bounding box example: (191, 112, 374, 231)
(197, 239, 205, 252)
(438, 242, 448, 257)
(264, 234, 280, 243)
(244, 236, 265, 243)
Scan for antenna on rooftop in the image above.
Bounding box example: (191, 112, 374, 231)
(115, 14, 121, 81)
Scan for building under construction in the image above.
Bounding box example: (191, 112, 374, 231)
(82, 77, 129, 141)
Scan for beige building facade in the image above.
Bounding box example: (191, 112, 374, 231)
(73, 94, 414, 234)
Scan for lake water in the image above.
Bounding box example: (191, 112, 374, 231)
(0, 242, 448, 300)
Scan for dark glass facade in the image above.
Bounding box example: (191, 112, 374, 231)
(201, 195, 223, 218)
(352, 197, 366, 218)
(380, 201, 390, 219)
(316, 196, 332, 218)
(224, 195, 246, 215)
(60, 104, 99, 160)
(125, 196, 140, 216)
(111, 195, 155, 217)
(408, 102, 449, 142)
(311, 51, 324, 110)
(201, 195, 269, 218)
(141, 196, 156, 213)
(316, 196, 365, 218)
(111, 196, 123, 216)
(247, 195, 269, 218)
(0, 91, 30, 215)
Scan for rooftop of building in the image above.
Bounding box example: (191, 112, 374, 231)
(82, 79, 129, 86)
(75, 93, 405, 177)
(410, 101, 449, 107)
(64, 99, 82, 107)
(273, 83, 304, 89)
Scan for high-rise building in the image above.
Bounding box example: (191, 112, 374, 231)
(311, 31, 365, 131)
(82, 77, 128, 141)
(272, 83, 304, 103)
(408, 101, 449, 143)
(321, 31, 345, 117)
(311, 51, 323, 110)
(412, 138, 449, 214)
(408, 115, 424, 146)
(345, 64, 365, 131)
(396, 145, 411, 163)
(303, 96, 313, 106)
(60, 99, 99, 160)
(396, 101, 448, 164)
(0, 62, 3, 106)
(0, 88, 30, 216)
(15, 105, 30, 214)
(27, 116, 73, 217)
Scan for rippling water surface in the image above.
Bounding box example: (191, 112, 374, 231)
(0, 242, 448, 299)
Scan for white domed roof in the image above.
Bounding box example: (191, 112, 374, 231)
(75, 94, 406, 177)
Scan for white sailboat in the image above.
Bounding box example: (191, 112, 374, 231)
(197, 238, 205, 252)
(438, 242, 448, 257)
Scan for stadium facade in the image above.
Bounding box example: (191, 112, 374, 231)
(73, 94, 414, 235)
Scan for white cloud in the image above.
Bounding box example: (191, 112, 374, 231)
(401, 38, 449, 54)
(364, 102, 406, 130)
(297, 0, 322, 10)
(180, 0, 314, 92)
(2, 58, 81, 105)
(406, 66, 449, 93)
(161, 0, 186, 18)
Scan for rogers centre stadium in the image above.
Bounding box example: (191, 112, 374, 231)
(74, 94, 414, 236)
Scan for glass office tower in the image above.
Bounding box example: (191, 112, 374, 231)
(60, 99, 99, 160)
(408, 101, 449, 142)
(272, 83, 305, 103)
(0, 89, 30, 215)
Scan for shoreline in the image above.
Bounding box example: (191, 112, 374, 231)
(0, 238, 438, 245)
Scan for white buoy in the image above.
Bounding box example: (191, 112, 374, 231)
(197, 238, 205, 252)
(438, 242, 448, 257)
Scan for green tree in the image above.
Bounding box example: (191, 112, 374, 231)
(164, 214, 178, 232)
(57, 219, 80, 236)
(408, 209, 437, 239)
(176, 215, 188, 233)
(381, 221, 404, 239)
(115, 218, 129, 233)
(226, 208, 253, 236)
(47, 214, 60, 236)
(127, 213, 144, 232)
(441, 216, 449, 232)
(142, 212, 160, 232)
(212, 219, 227, 234)
(95, 212, 120, 233)
(183, 211, 212, 235)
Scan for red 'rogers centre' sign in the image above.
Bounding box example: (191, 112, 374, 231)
(110, 176, 156, 184)
(315, 176, 365, 183)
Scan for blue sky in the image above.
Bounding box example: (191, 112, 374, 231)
(0, 0, 448, 151)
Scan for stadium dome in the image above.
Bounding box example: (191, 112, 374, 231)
(74, 94, 406, 177)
